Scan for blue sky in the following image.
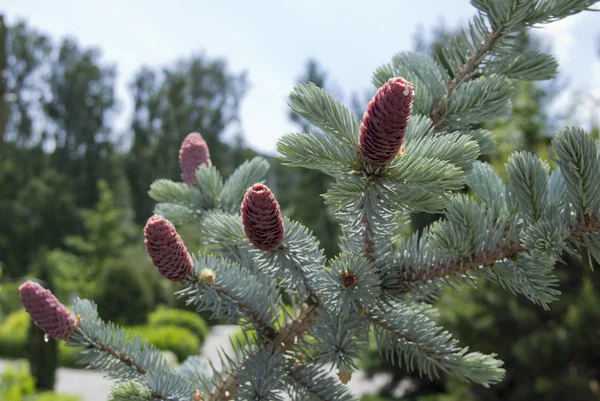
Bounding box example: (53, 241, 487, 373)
(4, 0, 600, 154)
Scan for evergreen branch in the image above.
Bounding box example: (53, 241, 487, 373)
(286, 368, 329, 401)
(218, 157, 270, 213)
(288, 83, 359, 148)
(215, 285, 278, 340)
(273, 302, 320, 352)
(79, 331, 148, 375)
(206, 359, 243, 401)
(206, 303, 322, 401)
(285, 363, 354, 401)
(365, 302, 504, 386)
(179, 255, 280, 338)
(69, 300, 196, 400)
(253, 218, 326, 303)
(397, 214, 600, 291)
(68, 299, 169, 381)
(309, 309, 369, 376)
(430, 27, 500, 129)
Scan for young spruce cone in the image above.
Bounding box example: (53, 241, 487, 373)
(241, 184, 285, 252)
(19, 281, 78, 341)
(359, 77, 414, 167)
(144, 214, 194, 283)
(179, 132, 212, 186)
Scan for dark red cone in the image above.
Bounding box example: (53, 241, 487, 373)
(359, 77, 414, 167)
(241, 184, 285, 252)
(179, 132, 212, 187)
(144, 215, 194, 283)
(19, 281, 78, 341)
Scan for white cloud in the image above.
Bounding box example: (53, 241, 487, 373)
(538, 16, 577, 66)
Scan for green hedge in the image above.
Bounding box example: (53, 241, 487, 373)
(35, 393, 82, 401)
(0, 310, 29, 359)
(128, 325, 199, 362)
(0, 282, 23, 317)
(95, 261, 154, 326)
(0, 309, 29, 336)
(0, 360, 82, 401)
(148, 307, 209, 341)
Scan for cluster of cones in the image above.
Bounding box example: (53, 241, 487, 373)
(19, 77, 413, 341)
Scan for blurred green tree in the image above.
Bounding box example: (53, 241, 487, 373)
(279, 59, 340, 258)
(47, 180, 136, 298)
(0, 19, 123, 278)
(43, 37, 119, 209)
(126, 57, 249, 223)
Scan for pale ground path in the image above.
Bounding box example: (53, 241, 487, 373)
(0, 325, 390, 401)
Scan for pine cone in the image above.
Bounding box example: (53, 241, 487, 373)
(144, 215, 194, 283)
(179, 132, 212, 187)
(359, 77, 414, 167)
(19, 281, 78, 341)
(241, 184, 285, 252)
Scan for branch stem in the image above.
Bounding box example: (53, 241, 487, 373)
(398, 214, 600, 291)
(81, 333, 148, 375)
(430, 28, 501, 129)
(206, 302, 321, 401)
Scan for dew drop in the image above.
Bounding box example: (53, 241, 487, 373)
(44, 334, 50, 343)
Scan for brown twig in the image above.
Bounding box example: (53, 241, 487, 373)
(206, 300, 321, 401)
(397, 214, 600, 291)
(213, 287, 278, 341)
(430, 29, 502, 130)
(84, 334, 148, 375)
(365, 312, 436, 357)
(286, 367, 330, 401)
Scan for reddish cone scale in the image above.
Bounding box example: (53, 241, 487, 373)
(144, 215, 194, 283)
(359, 77, 414, 167)
(241, 184, 285, 252)
(19, 281, 78, 341)
(179, 132, 212, 186)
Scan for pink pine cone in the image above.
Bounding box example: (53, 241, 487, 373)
(359, 77, 414, 167)
(144, 215, 194, 283)
(241, 184, 285, 252)
(179, 132, 212, 187)
(19, 281, 78, 341)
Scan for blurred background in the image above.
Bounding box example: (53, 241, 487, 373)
(0, 1, 599, 400)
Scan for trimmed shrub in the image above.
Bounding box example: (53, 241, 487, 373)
(0, 331, 28, 359)
(95, 260, 154, 326)
(148, 307, 209, 341)
(0, 361, 35, 400)
(0, 360, 82, 401)
(36, 392, 83, 401)
(129, 325, 199, 362)
(58, 343, 85, 369)
(0, 309, 29, 336)
(0, 310, 29, 359)
(0, 282, 23, 317)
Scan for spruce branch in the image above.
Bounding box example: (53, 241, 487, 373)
(206, 302, 322, 401)
(430, 27, 501, 129)
(365, 302, 504, 386)
(77, 331, 148, 375)
(396, 213, 600, 292)
(285, 363, 354, 401)
(179, 255, 280, 339)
